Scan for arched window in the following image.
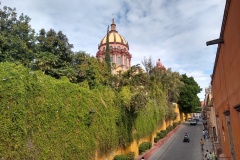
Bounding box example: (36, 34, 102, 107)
(110, 46, 113, 50)
(103, 47, 105, 51)
(117, 46, 121, 50)
(117, 57, 121, 64)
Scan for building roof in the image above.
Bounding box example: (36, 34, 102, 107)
(211, 0, 230, 83)
(99, 19, 128, 47)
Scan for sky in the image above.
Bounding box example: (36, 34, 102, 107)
(1, 0, 226, 101)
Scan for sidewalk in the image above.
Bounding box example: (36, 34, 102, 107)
(202, 127, 215, 158)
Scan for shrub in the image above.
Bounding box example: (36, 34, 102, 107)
(166, 126, 173, 133)
(114, 152, 134, 160)
(173, 122, 178, 128)
(114, 155, 128, 160)
(139, 142, 152, 154)
(157, 132, 165, 139)
(154, 136, 160, 143)
(161, 130, 168, 135)
(126, 152, 135, 160)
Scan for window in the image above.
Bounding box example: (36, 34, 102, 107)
(118, 46, 121, 50)
(117, 57, 121, 64)
(110, 57, 113, 62)
(110, 46, 113, 50)
(103, 47, 105, 51)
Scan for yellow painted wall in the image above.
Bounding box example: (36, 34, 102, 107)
(95, 104, 182, 160)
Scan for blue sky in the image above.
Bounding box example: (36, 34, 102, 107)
(1, 0, 226, 100)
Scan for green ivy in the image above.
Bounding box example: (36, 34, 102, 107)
(0, 62, 179, 159)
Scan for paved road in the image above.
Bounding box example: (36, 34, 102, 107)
(149, 121, 213, 160)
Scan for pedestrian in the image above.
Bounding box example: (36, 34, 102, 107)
(203, 130, 206, 139)
(200, 139, 204, 150)
(207, 151, 213, 160)
(141, 157, 144, 160)
(205, 150, 209, 160)
(211, 152, 217, 160)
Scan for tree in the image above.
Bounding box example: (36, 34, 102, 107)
(142, 56, 154, 76)
(161, 69, 184, 103)
(142, 57, 183, 103)
(105, 26, 111, 73)
(178, 74, 202, 113)
(35, 28, 74, 78)
(0, 5, 36, 66)
(70, 51, 111, 88)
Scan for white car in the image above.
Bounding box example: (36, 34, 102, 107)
(190, 119, 197, 125)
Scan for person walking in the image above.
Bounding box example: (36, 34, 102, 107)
(205, 150, 209, 160)
(200, 139, 204, 151)
(202, 130, 206, 139)
(207, 152, 213, 160)
(211, 152, 217, 160)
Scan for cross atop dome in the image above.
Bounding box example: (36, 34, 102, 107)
(111, 18, 116, 31)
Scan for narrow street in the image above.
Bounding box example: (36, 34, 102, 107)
(149, 121, 213, 160)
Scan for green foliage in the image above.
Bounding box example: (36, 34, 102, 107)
(173, 122, 178, 128)
(0, 5, 35, 66)
(113, 152, 134, 160)
(0, 4, 187, 159)
(142, 57, 183, 104)
(154, 131, 166, 143)
(72, 52, 111, 89)
(34, 28, 74, 78)
(157, 132, 166, 139)
(161, 130, 168, 135)
(139, 142, 152, 154)
(154, 122, 181, 143)
(178, 74, 202, 113)
(0, 62, 117, 159)
(105, 26, 111, 73)
(134, 100, 164, 139)
(154, 136, 160, 143)
(114, 155, 128, 160)
(166, 126, 173, 133)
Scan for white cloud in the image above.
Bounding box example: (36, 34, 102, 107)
(1, 0, 226, 100)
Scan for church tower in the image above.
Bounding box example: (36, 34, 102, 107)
(96, 19, 132, 74)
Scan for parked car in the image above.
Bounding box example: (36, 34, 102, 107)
(193, 118, 199, 122)
(190, 119, 197, 125)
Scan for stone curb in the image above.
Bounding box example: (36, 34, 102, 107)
(136, 124, 182, 160)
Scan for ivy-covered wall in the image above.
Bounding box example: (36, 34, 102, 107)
(0, 62, 178, 159)
(98, 103, 183, 160)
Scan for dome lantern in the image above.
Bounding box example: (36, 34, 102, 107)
(110, 18, 116, 31)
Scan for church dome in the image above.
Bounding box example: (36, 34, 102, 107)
(96, 19, 132, 74)
(98, 19, 129, 49)
(100, 32, 127, 46)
